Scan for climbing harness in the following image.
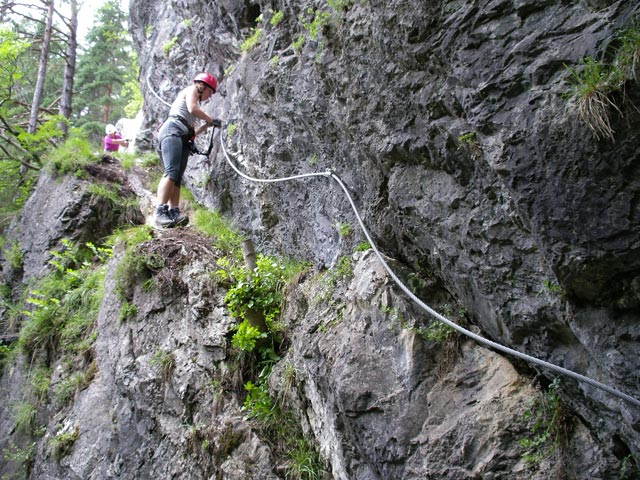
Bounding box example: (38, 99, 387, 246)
(190, 125, 217, 157)
(145, 72, 640, 408)
(218, 131, 640, 409)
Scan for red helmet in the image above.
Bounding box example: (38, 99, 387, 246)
(194, 72, 217, 92)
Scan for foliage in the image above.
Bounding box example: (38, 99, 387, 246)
(108, 225, 156, 300)
(565, 57, 620, 140)
(243, 378, 275, 422)
(241, 28, 262, 52)
(53, 371, 87, 406)
(564, 22, 640, 140)
(616, 26, 640, 80)
(192, 208, 243, 258)
(241, 366, 326, 479)
(150, 348, 176, 383)
(18, 239, 110, 363)
(3, 240, 23, 269)
(162, 36, 178, 57)
(123, 52, 143, 117)
(226, 123, 238, 136)
(319, 255, 353, 302)
(118, 301, 137, 322)
(353, 241, 371, 252)
(12, 401, 37, 435)
(74, 0, 136, 144)
(620, 454, 640, 479)
(225, 254, 304, 327)
(519, 379, 566, 464)
(48, 426, 79, 461)
(2, 441, 35, 478)
(29, 365, 52, 403)
(44, 131, 98, 176)
(232, 320, 267, 352)
(270, 10, 285, 26)
(415, 320, 455, 342)
(334, 220, 351, 238)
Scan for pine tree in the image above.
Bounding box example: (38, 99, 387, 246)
(74, 0, 134, 143)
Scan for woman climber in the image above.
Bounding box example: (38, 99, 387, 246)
(154, 72, 221, 228)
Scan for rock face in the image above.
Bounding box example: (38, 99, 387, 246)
(1, 0, 640, 478)
(130, 0, 640, 464)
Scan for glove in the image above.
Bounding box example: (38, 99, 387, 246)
(210, 118, 222, 128)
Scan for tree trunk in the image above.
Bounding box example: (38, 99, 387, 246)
(28, 0, 55, 134)
(241, 239, 268, 334)
(59, 0, 78, 136)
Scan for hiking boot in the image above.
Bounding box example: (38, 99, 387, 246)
(155, 204, 175, 228)
(170, 207, 189, 227)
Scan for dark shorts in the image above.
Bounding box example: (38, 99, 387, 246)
(158, 119, 192, 187)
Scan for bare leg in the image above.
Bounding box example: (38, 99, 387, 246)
(157, 176, 177, 206)
(168, 184, 181, 208)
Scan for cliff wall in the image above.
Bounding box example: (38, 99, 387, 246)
(0, 0, 639, 478)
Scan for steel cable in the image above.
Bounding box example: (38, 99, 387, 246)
(218, 130, 640, 408)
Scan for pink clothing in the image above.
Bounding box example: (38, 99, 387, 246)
(104, 133, 123, 152)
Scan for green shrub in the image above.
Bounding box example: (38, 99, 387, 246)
(19, 240, 109, 357)
(45, 133, 97, 176)
(225, 255, 303, 327)
(564, 22, 640, 140)
(48, 426, 79, 461)
(192, 208, 243, 258)
(150, 348, 175, 383)
(12, 401, 37, 435)
(270, 10, 284, 26)
(241, 28, 262, 52)
(4, 240, 23, 269)
(232, 320, 267, 352)
(162, 36, 178, 57)
(519, 379, 566, 464)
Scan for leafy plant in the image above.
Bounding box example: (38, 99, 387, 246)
(287, 438, 325, 480)
(292, 35, 306, 52)
(616, 26, 640, 80)
(162, 36, 178, 57)
(564, 22, 640, 140)
(29, 365, 52, 403)
(4, 240, 23, 269)
(48, 426, 79, 461)
(45, 132, 97, 176)
(519, 379, 566, 464)
(19, 240, 109, 357)
(118, 301, 137, 322)
(53, 371, 86, 406)
(232, 320, 267, 352)
(226, 123, 238, 136)
(241, 28, 262, 52)
(2, 442, 35, 478)
(270, 10, 284, 26)
(415, 320, 454, 342)
(243, 379, 275, 422)
(192, 208, 243, 258)
(620, 454, 640, 479)
(12, 401, 37, 435)
(335, 220, 351, 238)
(225, 255, 304, 331)
(565, 56, 621, 140)
(111, 226, 159, 301)
(457, 132, 476, 144)
(150, 348, 176, 383)
(353, 241, 371, 252)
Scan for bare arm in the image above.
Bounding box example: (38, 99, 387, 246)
(185, 85, 214, 124)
